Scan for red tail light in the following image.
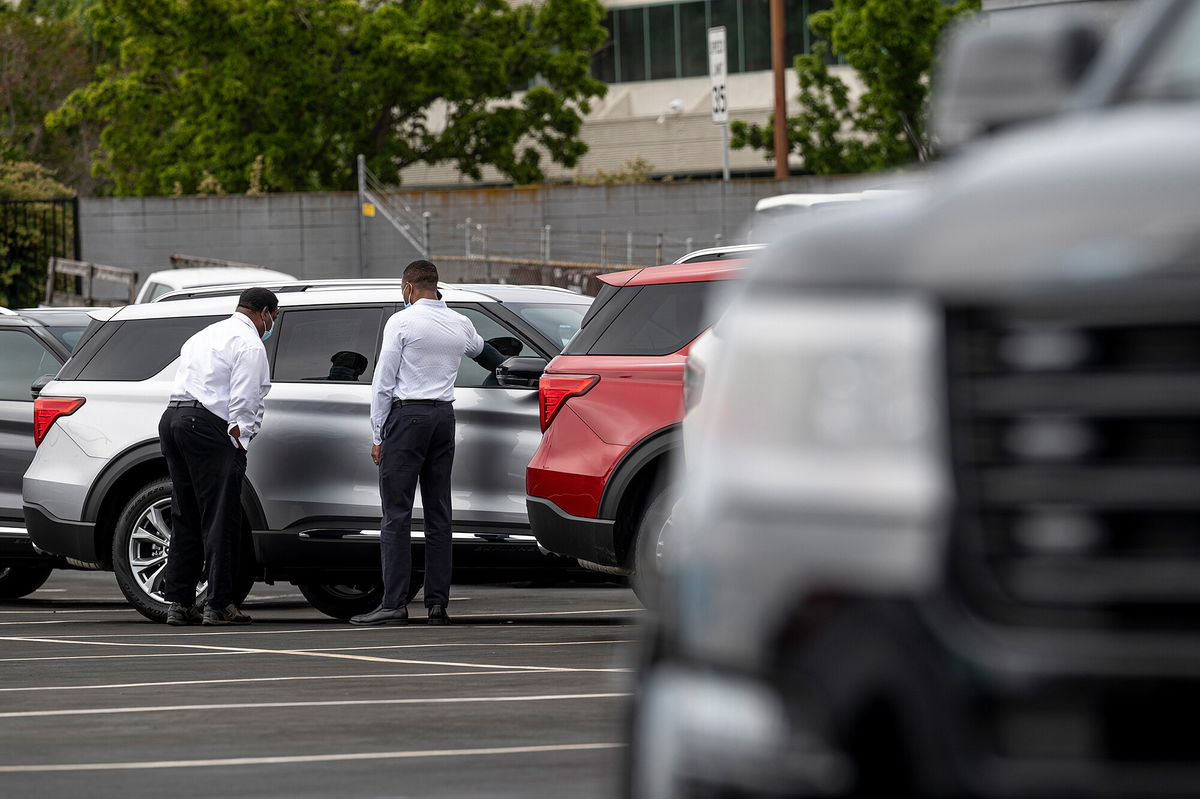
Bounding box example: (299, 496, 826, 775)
(539, 375, 598, 431)
(33, 397, 85, 447)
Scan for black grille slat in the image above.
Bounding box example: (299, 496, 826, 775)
(946, 305, 1200, 627)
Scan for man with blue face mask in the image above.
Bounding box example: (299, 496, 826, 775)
(159, 286, 278, 626)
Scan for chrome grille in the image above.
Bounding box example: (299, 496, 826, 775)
(945, 299, 1200, 627)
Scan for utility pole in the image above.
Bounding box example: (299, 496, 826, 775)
(770, 0, 789, 179)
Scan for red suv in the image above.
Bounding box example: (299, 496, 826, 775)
(525, 260, 743, 598)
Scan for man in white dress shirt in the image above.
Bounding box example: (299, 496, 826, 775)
(160, 287, 277, 626)
(352, 261, 484, 626)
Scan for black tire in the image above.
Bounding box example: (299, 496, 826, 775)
(0, 565, 54, 599)
(298, 571, 422, 620)
(112, 477, 254, 623)
(629, 489, 675, 608)
(297, 583, 384, 620)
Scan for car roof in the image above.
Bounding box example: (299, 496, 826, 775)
(598, 259, 746, 287)
(673, 244, 764, 264)
(110, 282, 586, 321)
(141, 267, 297, 288)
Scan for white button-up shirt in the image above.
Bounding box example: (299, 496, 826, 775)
(370, 299, 484, 445)
(170, 312, 272, 449)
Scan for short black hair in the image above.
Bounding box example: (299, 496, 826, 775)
(402, 260, 439, 291)
(237, 286, 279, 313)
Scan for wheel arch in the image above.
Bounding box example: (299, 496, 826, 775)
(599, 425, 679, 566)
(85, 439, 268, 569)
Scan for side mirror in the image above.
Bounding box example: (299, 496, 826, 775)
(495, 356, 547, 389)
(933, 15, 1104, 152)
(30, 374, 55, 399)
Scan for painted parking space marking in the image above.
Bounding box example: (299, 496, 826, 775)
(0, 668, 607, 694)
(0, 742, 625, 773)
(0, 691, 631, 720)
(0, 634, 634, 673)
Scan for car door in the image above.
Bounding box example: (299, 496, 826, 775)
(0, 327, 65, 524)
(249, 304, 390, 531)
(446, 303, 545, 530)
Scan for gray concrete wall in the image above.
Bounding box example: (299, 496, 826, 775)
(78, 174, 887, 287)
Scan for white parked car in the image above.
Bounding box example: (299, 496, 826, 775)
(136, 267, 297, 303)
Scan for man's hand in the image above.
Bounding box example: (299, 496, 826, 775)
(230, 424, 245, 450)
(371, 443, 381, 466)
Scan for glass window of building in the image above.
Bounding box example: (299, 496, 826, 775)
(592, 0, 833, 85)
(648, 4, 679, 80)
(593, 13, 616, 83)
(679, 1, 708, 78)
(742, 0, 772, 73)
(617, 7, 647, 82)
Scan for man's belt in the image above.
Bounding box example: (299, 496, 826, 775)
(168, 400, 204, 409)
(392, 399, 451, 406)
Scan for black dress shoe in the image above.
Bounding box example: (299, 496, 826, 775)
(427, 605, 451, 625)
(202, 603, 251, 626)
(165, 602, 202, 626)
(350, 605, 409, 626)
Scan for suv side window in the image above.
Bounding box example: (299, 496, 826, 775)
(76, 316, 222, 381)
(273, 306, 386, 383)
(0, 330, 61, 401)
(588, 281, 716, 356)
(452, 306, 537, 388)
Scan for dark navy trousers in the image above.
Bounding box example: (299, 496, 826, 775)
(379, 401, 456, 609)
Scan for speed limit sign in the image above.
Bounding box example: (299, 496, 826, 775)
(708, 27, 728, 125)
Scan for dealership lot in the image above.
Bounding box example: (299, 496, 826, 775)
(0, 571, 638, 798)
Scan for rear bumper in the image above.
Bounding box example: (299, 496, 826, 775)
(21, 503, 96, 564)
(527, 496, 618, 567)
(0, 522, 64, 567)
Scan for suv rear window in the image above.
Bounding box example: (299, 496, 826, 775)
(566, 281, 716, 356)
(74, 316, 222, 381)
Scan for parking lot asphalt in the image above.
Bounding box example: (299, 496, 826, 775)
(0, 571, 640, 799)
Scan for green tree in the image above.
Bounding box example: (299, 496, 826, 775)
(0, 160, 75, 307)
(0, 5, 101, 193)
(731, 0, 978, 175)
(47, 0, 608, 196)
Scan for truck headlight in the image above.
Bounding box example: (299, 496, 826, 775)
(696, 293, 945, 516)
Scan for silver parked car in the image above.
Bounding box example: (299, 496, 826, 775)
(22, 281, 592, 620)
(0, 307, 114, 598)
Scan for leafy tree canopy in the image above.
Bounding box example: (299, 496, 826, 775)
(732, 0, 978, 175)
(48, 0, 608, 196)
(0, 5, 100, 192)
(0, 159, 74, 201)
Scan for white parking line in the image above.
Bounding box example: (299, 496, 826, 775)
(0, 692, 631, 720)
(0, 669, 593, 693)
(0, 635, 633, 672)
(0, 742, 624, 773)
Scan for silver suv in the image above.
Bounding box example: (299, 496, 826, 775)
(22, 281, 592, 621)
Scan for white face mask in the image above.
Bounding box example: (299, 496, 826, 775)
(402, 284, 412, 309)
(260, 310, 275, 341)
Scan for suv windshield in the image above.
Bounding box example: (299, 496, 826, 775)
(1125, 3, 1200, 101)
(505, 302, 588, 348)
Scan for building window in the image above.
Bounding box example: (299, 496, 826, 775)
(679, 1, 708, 78)
(617, 7, 648, 82)
(592, 0, 833, 85)
(592, 13, 617, 83)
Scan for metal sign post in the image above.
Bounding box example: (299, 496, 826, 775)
(708, 26, 730, 183)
